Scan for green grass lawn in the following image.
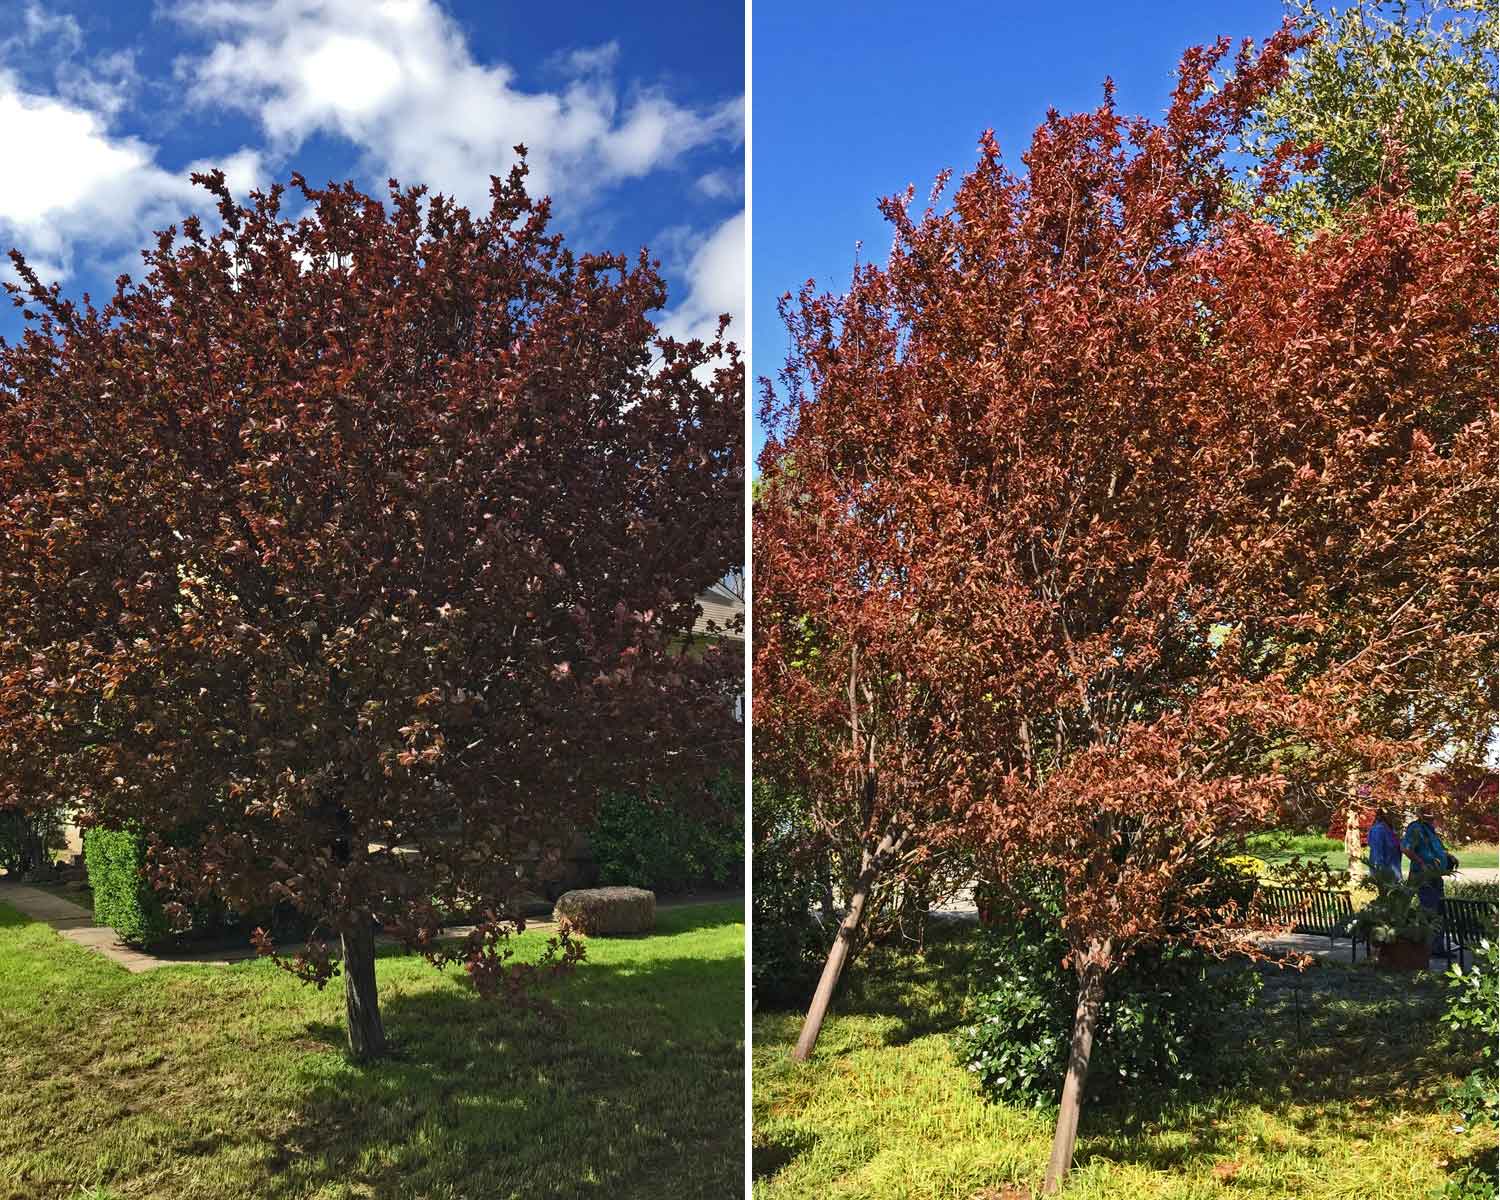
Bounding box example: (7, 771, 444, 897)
(0, 900, 744, 1200)
(753, 927, 1496, 1199)
(1245, 833, 1499, 876)
(1455, 844, 1500, 870)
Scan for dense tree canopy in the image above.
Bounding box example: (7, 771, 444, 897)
(1244, 0, 1498, 229)
(0, 160, 743, 1057)
(755, 28, 1494, 1190)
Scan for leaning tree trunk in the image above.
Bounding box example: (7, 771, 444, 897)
(791, 825, 902, 1062)
(1042, 952, 1109, 1194)
(341, 918, 387, 1061)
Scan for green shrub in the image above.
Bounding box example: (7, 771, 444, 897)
(750, 780, 828, 1010)
(1269, 855, 1352, 889)
(592, 769, 743, 894)
(955, 870, 1259, 1108)
(84, 827, 169, 946)
(1442, 937, 1499, 1129)
(1448, 878, 1500, 904)
(1245, 830, 1343, 855)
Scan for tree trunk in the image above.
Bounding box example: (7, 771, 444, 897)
(341, 919, 387, 1061)
(1042, 955, 1107, 1194)
(790, 863, 874, 1062)
(1344, 779, 1366, 881)
(791, 825, 901, 1062)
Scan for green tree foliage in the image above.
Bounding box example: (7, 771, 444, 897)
(957, 871, 1260, 1109)
(0, 805, 62, 877)
(1245, 0, 1498, 229)
(592, 770, 744, 894)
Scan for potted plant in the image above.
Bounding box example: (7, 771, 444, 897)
(1350, 869, 1443, 971)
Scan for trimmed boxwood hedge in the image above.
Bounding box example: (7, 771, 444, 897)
(83, 827, 169, 947)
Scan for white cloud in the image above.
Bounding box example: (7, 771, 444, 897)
(15, 3, 82, 56)
(695, 168, 743, 201)
(661, 210, 746, 354)
(0, 69, 263, 284)
(173, 0, 743, 212)
(2, 3, 139, 120)
(0, 0, 739, 311)
(558, 43, 620, 76)
(55, 48, 141, 120)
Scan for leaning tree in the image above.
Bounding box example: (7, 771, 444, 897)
(754, 29, 1495, 1192)
(0, 160, 743, 1059)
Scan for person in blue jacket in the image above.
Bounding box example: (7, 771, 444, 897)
(1402, 807, 1457, 912)
(1366, 808, 1403, 888)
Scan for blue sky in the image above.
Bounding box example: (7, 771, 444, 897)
(752, 0, 1287, 458)
(0, 0, 744, 348)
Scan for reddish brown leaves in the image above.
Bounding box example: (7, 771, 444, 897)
(754, 29, 1495, 972)
(0, 158, 743, 997)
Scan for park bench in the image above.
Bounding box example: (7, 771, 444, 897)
(1439, 898, 1498, 971)
(1251, 885, 1357, 963)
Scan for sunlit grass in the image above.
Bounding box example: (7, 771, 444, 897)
(0, 900, 744, 1200)
(753, 927, 1496, 1199)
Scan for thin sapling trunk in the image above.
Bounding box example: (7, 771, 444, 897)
(791, 824, 902, 1061)
(341, 917, 387, 1061)
(1042, 950, 1109, 1194)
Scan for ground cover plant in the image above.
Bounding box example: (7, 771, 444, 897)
(752, 923, 1498, 1199)
(0, 899, 744, 1200)
(0, 161, 742, 1058)
(754, 22, 1496, 1189)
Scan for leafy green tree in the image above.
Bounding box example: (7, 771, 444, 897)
(1244, 0, 1498, 230)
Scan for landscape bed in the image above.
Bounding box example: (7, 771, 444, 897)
(0, 900, 744, 1200)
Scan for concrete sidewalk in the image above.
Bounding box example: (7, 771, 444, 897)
(1254, 931, 1455, 972)
(0, 881, 742, 974)
(0, 882, 231, 972)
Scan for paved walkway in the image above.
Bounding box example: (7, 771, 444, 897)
(927, 885, 1471, 973)
(0, 882, 742, 974)
(1252, 930, 1458, 972)
(0, 883, 229, 972)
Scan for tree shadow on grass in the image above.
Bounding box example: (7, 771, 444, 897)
(1073, 960, 1465, 1174)
(169, 933, 745, 1200)
(751, 1128, 818, 1181)
(771, 921, 983, 1054)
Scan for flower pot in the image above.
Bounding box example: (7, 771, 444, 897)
(1375, 936, 1431, 971)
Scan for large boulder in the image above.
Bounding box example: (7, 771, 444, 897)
(553, 886, 656, 936)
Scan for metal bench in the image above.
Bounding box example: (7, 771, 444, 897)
(1440, 898, 1498, 971)
(1251, 885, 1357, 963)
